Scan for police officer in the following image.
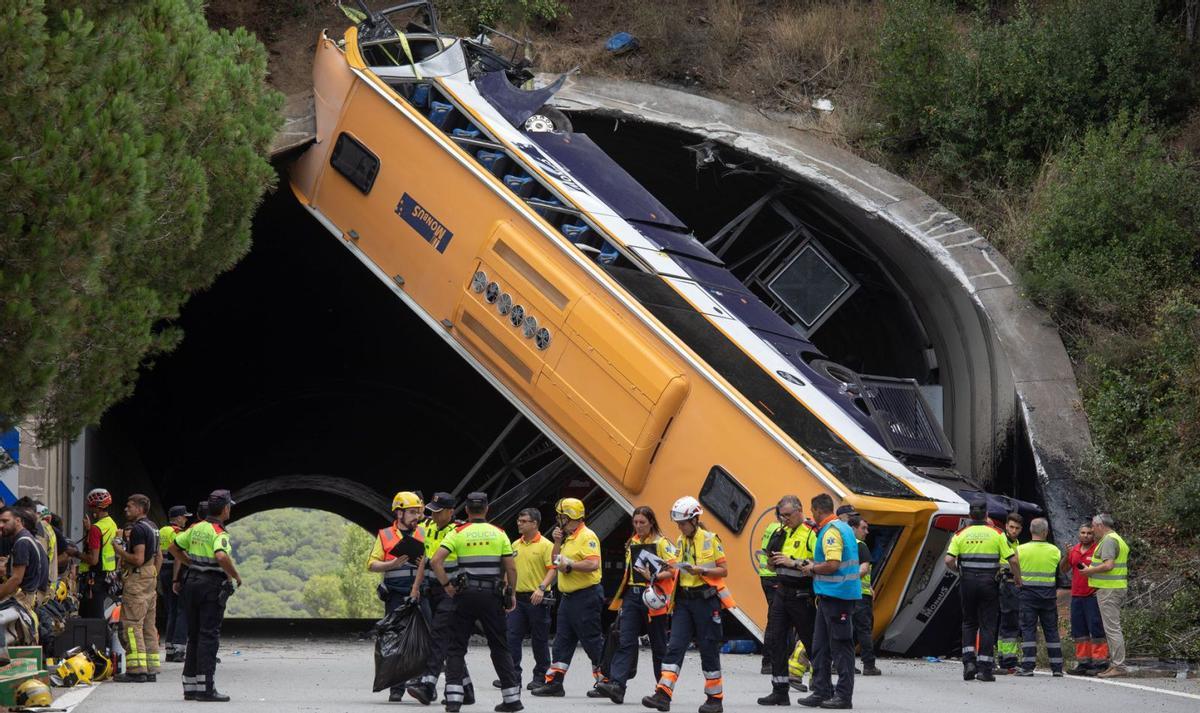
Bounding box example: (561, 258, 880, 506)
(1015, 517, 1064, 676)
(755, 509, 784, 675)
(758, 495, 817, 705)
(532, 498, 605, 697)
(430, 492, 522, 713)
(944, 500, 1021, 682)
(409, 492, 474, 705)
(160, 505, 192, 663)
(797, 494, 861, 710)
(641, 496, 730, 713)
(368, 491, 427, 703)
(594, 505, 677, 704)
(78, 488, 118, 620)
(112, 494, 161, 682)
(169, 489, 241, 702)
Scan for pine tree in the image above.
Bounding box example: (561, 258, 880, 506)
(0, 0, 282, 441)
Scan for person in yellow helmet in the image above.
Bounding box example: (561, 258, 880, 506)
(367, 490, 427, 702)
(532, 497, 605, 698)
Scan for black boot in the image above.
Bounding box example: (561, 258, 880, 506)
(976, 669, 995, 682)
(861, 665, 880, 677)
(641, 690, 671, 712)
(194, 689, 231, 702)
(531, 677, 565, 697)
(494, 703, 524, 712)
(818, 697, 851, 710)
(698, 696, 723, 713)
(113, 673, 148, 683)
(406, 682, 435, 705)
(588, 685, 609, 698)
(463, 684, 475, 705)
(596, 681, 626, 704)
(389, 690, 405, 702)
(797, 693, 827, 708)
(963, 663, 977, 681)
(757, 689, 790, 706)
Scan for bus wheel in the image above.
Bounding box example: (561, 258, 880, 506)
(524, 106, 572, 133)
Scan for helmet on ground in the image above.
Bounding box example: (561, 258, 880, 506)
(642, 585, 669, 611)
(670, 496, 703, 522)
(391, 491, 424, 512)
(85, 645, 113, 681)
(86, 488, 112, 509)
(788, 640, 810, 689)
(51, 651, 94, 687)
(15, 679, 52, 706)
(555, 498, 586, 520)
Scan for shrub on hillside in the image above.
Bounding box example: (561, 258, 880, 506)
(1018, 113, 1200, 330)
(0, 0, 282, 441)
(441, 0, 565, 31)
(876, 0, 1193, 179)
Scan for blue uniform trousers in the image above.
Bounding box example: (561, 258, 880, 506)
(609, 587, 667, 688)
(507, 595, 551, 683)
(810, 596, 856, 703)
(548, 584, 605, 683)
(655, 592, 723, 700)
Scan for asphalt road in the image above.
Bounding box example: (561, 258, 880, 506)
(67, 634, 1199, 713)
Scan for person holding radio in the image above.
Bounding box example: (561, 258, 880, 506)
(758, 495, 817, 706)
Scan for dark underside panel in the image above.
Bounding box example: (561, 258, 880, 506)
(602, 265, 923, 499)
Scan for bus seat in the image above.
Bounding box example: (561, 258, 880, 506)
(598, 241, 620, 264)
(452, 127, 481, 140)
(410, 84, 431, 109)
(560, 223, 591, 240)
(532, 198, 561, 220)
(503, 174, 536, 197)
(477, 150, 507, 175)
(428, 101, 455, 129)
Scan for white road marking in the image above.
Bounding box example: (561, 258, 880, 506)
(1032, 670, 1200, 702)
(56, 682, 101, 710)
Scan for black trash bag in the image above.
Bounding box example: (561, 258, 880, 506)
(372, 598, 433, 692)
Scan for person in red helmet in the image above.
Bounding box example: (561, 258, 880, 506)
(76, 488, 118, 619)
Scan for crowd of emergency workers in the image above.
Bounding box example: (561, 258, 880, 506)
(0, 484, 1131, 711)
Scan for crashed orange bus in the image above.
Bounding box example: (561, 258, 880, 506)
(288, 2, 969, 653)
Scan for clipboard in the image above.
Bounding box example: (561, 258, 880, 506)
(388, 533, 426, 561)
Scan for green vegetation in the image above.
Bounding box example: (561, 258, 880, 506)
(0, 0, 281, 442)
(227, 508, 383, 619)
(876, 0, 1192, 181)
(441, 0, 565, 32)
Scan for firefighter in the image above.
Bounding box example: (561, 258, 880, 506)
(996, 512, 1024, 674)
(112, 494, 162, 682)
(641, 496, 731, 713)
(160, 505, 192, 663)
(0, 506, 46, 642)
(368, 491, 427, 703)
(77, 488, 118, 620)
(169, 489, 242, 702)
(409, 492, 474, 705)
(944, 500, 1021, 682)
(594, 505, 677, 704)
(758, 495, 817, 705)
(797, 494, 861, 710)
(430, 492, 523, 713)
(532, 498, 605, 697)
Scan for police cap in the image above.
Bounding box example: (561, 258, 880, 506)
(208, 489, 236, 511)
(426, 492, 456, 512)
(168, 505, 193, 519)
(465, 491, 489, 508)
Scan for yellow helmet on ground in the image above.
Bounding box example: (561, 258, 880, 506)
(788, 640, 810, 690)
(15, 679, 52, 706)
(85, 645, 113, 681)
(556, 498, 586, 520)
(391, 491, 424, 512)
(51, 651, 94, 687)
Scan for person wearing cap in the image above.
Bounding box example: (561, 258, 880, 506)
(370, 491, 428, 703)
(501, 508, 555, 691)
(169, 489, 242, 702)
(430, 492, 523, 713)
(944, 500, 1020, 683)
(754, 508, 785, 675)
(112, 493, 162, 682)
(835, 505, 857, 523)
(160, 505, 193, 663)
(641, 495, 732, 713)
(532, 497, 605, 698)
(409, 492, 474, 705)
(77, 488, 119, 619)
(758, 495, 817, 706)
(848, 515, 880, 677)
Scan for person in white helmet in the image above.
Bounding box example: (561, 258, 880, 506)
(594, 506, 678, 704)
(641, 496, 735, 713)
